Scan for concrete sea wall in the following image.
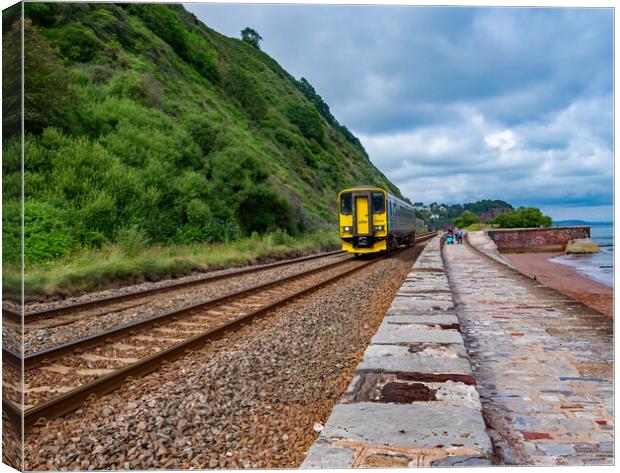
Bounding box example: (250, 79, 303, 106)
(487, 226, 590, 252)
(302, 236, 492, 468)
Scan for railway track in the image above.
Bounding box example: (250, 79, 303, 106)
(3, 249, 346, 326)
(14, 251, 353, 356)
(4, 233, 435, 432)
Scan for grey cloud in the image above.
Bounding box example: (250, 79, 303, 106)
(186, 3, 613, 218)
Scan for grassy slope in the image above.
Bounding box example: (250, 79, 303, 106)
(2, 3, 401, 295)
(11, 230, 339, 298)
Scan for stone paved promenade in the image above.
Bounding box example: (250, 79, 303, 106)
(444, 233, 614, 465)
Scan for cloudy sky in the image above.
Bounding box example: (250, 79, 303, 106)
(185, 3, 613, 221)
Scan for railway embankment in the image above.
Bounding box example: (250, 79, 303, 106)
(302, 235, 493, 468)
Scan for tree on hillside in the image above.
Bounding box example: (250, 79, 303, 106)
(3, 19, 74, 137)
(494, 207, 552, 228)
(453, 210, 480, 228)
(241, 27, 262, 49)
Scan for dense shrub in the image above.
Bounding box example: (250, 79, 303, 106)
(24, 2, 57, 27)
(128, 4, 188, 58)
(2, 202, 21, 265)
(237, 185, 298, 235)
(4, 20, 76, 136)
(453, 210, 480, 228)
(184, 31, 220, 83)
(285, 103, 325, 144)
(223, 67, 267, 120)
(106, 71, 164, 109)
(116, 225, 150, 257)
(47, 23, 103, 62)
(21, 202, 75, 264)
(186, 115, 220, 156)
(494, 207, 552, 228)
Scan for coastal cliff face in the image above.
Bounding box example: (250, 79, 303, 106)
(2, 3, 401, 266)
(487, 227, 590, 252)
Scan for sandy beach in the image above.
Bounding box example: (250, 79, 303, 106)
(504, 252, 613, 318)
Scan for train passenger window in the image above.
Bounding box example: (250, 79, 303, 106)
(372, 192, 385, 214)
(340, 192, 352, 214)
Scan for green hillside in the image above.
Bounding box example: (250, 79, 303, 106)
(2, 2, 401, 272)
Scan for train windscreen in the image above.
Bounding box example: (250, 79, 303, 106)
(340, 192, 352, 214)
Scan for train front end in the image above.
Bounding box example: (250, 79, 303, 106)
(338, 187, 388, 254)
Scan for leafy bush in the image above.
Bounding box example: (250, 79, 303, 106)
(128, 4, 188, 58)
(237, 185, 298, 235)
(463, 223, 487, 231)
(184, 31, 219, 83)
(453, 210, 480, 228)
(106, 71, 164, 109)
(24, 2, 57, 27)
(494, 207, 552, 229)
(4, 20, 76, 136)
(186, 115, 220, 155)
(285, 103, 325, 144)
(47, 23, 103, 62)
(19, 202, 75, 264)
(268, 228, 294, 246)
(2, 201, 21, 265)
(116, 225, 150, 257)
(223, 67, 267, 120)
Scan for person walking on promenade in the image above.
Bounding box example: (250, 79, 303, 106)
(456, 229, 463, 244)
(446, 228, 454, 245)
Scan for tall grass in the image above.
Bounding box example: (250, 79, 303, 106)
(4, 230, 340, 296)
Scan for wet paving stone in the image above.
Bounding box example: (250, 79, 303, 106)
(444, 232, 613, 466)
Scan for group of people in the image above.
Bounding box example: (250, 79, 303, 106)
(446, 228, 464, 245)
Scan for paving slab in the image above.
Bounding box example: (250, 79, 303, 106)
(372, 323, 463, 345)
(318, 402, 491, 451)
(466, 231, 515, 267)
(357, 344, 472, 375)
(303, 443, 356, 469)
(389, 297, 455, 312)
(383, 313, 459, 325)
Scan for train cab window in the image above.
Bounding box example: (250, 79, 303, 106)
(340, 192, 352, 214)
(372, 192, 385, 214)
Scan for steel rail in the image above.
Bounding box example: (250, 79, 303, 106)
(2, 400, 23, 437)
(19, 234, 435, 366)
(3, 249, 345, 325)
(15, 254, 355, 370)
(13, 232, 436, 431)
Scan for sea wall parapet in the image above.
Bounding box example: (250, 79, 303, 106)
(487, 226, 590, 252)
(301, 236, 492, 468)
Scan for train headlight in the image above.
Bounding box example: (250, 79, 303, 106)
(373, 225, 385, 231)
(342, 226, 352, 232)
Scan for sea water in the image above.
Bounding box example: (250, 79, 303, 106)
(551, 223, 613, 287)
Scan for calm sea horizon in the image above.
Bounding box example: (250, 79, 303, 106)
(551, 222, 613, 287)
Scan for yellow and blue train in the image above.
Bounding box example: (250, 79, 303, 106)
(338, 186, 426, 254)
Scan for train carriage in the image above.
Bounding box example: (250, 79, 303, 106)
(338, 186, 426, 254)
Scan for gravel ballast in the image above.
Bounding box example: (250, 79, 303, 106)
(24, 244, 426, 470)
(23, 253, 349, 354)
